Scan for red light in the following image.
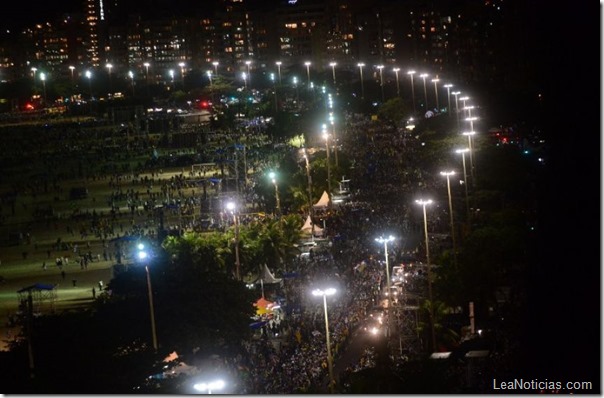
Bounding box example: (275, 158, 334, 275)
(25, 103, 34, 110)
(201, 101, 208, 108)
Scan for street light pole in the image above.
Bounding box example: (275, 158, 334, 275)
(329, 112, 338, 167)
(455, 148, 471, 220)
(269, 172, 280, 215)
(376, 235, 395, 338)
(431, 78, 440, 111)
(275, 61, 282, 85)
(312, 288, 336, 392)
(329, 62, 337, 86)
(137, 244, 158, 351)
(407, 70, 416, 114)
(128, 71, 135, 96)
(452, 91, 461, 129)
(393, 68, 400, 97)
(420, 73, 429, 111)
(357, 63, 365, 99)
(462, 131, 476, 183)
(39, 73, 46, 105)
(303, 147, 315, 237)
(86, 70, 93, 99)
(245, 60, 251, 87)
(322, 124, 332, 210)
(226, 202, 241, 280)
(377, 65, 385, 102)
(440, 171, 457, 264)
(416, 199, 436, 353)
(106, 63, 113, 94)
(305, 61, 311, 89)
(179, 62, 186, 88)
(444, 84, 453, 115)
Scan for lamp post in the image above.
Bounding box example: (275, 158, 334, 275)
(207, 70, 213, 87)
(407, 70, 416, 114)
(419, 73, 429, 111)
(375, 235, 395, 338)
(452, 91, 461, 128)
(415, 199, 436, 352)
(106, 63, 113, 94)
(303, 146, 315, 237)
(128, 71, 135, 96)
(462, 130, 476, 183)
(193, 379, 225, 394)
(245, 60, 251, 86)
(179, 62, 186, 87)
(444, 84, 453, 115)
(275, 61, 282, 85)
(293, 76, 299, 102)
(86, 70, 93, 99)
(377, 65, 385, 102)
(304, 61, 311, 89)
(357, 63, 365, 99)
(39, 73, 46, 105)
(322, 124, 332, 210)
(226, 201, 241, 281)
(431, 78, 440, 111)
(312, 288, 336, 392)
(137, 243, 158, 351)
(393, 68, 401, 97)
(69, 66, 75, 82)
(31, 67, 37, 81)
(144, 62, 150, 95)
(455, 148, 471, 219)
(329, 112, 338, 167)
(459, 96, 469, 116)
(270, 73, 278, 112)
(242, 72, 247, 90)
(440, 171, 457, 264)
(329, 62, 337, 86)
(268, 171, 280, 215)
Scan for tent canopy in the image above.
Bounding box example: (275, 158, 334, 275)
(313, 191, 330, 208)
(301, 215, 323, 235)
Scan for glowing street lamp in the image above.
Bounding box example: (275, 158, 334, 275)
(245, 60, 252, 86)
(207, 70, 213, 86)
(376, 65, 385, 102)
(226, 202, 241, 280)
(329, 112, 338, 167)
(357, 63, 365, 99)
(431, 77, 440, 111)
(31, 67, 38, 80)
(329, 62, 337, 86)
(128, 71, 135, 95)
(415, 199, 436, 352)
(407, 70, 417, 114)
(419, 73, 429, 110)
(69, 65, 75, 82)
(179, 62, 186, 86)
(302, 146, 315, 237)
(452, 91, 461, 128)
(322, 124, 332, 209)
(241, 72, 247, 90)
(39, 72, 47, 104)
(304, 61, 311, 88)
(106, 63, 113, 93)
(393, 67, 401, 97)
(137, 243, 158, 351)
(193, 379, 225, 394)
(375, 235, 395, 337)
(86, 70, 93, 98)
(440, 171, 457, 263)
(270, 73, 278, 112)
(444, 84, 453, 115)
(169, 69, 175, 89)
(455, 148, 471, 219)
(463, 130, 476, 182)
(312, 287, 337, 392)
(268, 171, 280, 215)
(275, 61, 282, 85)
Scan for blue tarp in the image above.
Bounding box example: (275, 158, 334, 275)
(249, 320, 268, 329)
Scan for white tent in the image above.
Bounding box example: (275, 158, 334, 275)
(313, 191, 330, 208)
(256, 264, 282, 284)
(301, 215, 323, 236)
